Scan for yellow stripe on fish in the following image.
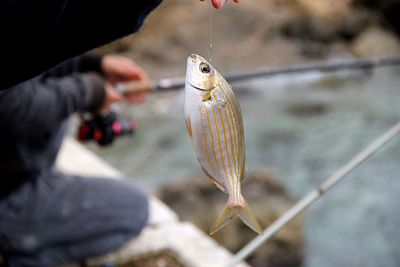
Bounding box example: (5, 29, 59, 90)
(184, 54, 262, 235)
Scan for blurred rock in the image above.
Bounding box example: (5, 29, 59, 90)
(98, 0, 400, 78)
(281, 0, 370, 58)
(156, 169, 304, 267)
(295, 0, 369, 40)
(352, 0, 400, 34)
(351, 26, 400, 57)
(353, 0, 400, 7)
(282, 0, 400, 59)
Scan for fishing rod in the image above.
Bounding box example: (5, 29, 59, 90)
(116, 56, 400, 95)
(225, 120, 400, 267)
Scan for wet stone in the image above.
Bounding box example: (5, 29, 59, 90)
(156, 169, 305, 267)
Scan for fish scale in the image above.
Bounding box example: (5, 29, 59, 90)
(184, 54, 262, 235)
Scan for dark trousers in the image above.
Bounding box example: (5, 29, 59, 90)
(0, 170, 149, 267)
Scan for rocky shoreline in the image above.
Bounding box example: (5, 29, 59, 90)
(99, 0, 400, 79)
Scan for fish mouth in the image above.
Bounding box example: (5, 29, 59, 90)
(188, 54, 209, 64)
(190, 82, 218, 91)
(189, 54, 205, 63)
(189, 54, 198, 63)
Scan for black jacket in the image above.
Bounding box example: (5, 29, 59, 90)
(0, 0, 162, 90)
(0, 55, 107, 198)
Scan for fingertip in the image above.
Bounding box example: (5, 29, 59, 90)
(211, 0, 222, 9)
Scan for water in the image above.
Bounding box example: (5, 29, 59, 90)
(88, 66, 400, 267)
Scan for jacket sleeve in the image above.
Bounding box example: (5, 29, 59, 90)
(0, 0, 162, 90)
(43, 54, 104, 78)
(0, 73, 106, 134)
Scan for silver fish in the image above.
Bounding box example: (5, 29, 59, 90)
(184, 54, 262, 235)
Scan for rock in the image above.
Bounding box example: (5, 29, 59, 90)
(156, 169, 304, 267)
(350, 26, 400, 57)
(279, 0, 370, 58)
(282, 0, 369, 43)
(353, 0, 400, 8)
(352, 0, 400, 35)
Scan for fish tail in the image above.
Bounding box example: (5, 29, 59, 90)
(210, 195, 263, 235)
(237, 199, 263, 234)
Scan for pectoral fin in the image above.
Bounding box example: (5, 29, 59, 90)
(185, 117, 193, 138)
(201, 166, 227, 193)
(202, 90, 211, 101)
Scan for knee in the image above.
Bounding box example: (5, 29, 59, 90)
(118, 180, 149, 236)
(77, 177, 150, 237)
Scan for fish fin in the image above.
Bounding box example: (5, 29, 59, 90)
(201, 166, 227, 193)
(240, 162, 248, 181)
(210, 199, 263, 235)
(210, 203, 237, 235)
(202, 90, 211, 101)
(185, 117, 193, 138)
(209, 179, 227, 193)
(237, 200, 263, 234)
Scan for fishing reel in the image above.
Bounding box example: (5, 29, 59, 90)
(77, 111, 136, 146)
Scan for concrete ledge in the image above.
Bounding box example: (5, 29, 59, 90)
(57, 137, 248, 267)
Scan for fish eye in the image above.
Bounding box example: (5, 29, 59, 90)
(199, 63, 211, 74)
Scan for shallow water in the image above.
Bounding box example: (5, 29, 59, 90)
(88, 66, 400, 267)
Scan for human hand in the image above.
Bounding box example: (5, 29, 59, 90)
(209, 0, 240, 9)
(101, 54, 150, 104)
(100, 82, 122, 113)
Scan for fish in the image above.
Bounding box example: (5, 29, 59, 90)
(184, 54, 263, 235)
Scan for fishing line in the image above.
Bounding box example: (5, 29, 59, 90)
(208, 4, 214, 63)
